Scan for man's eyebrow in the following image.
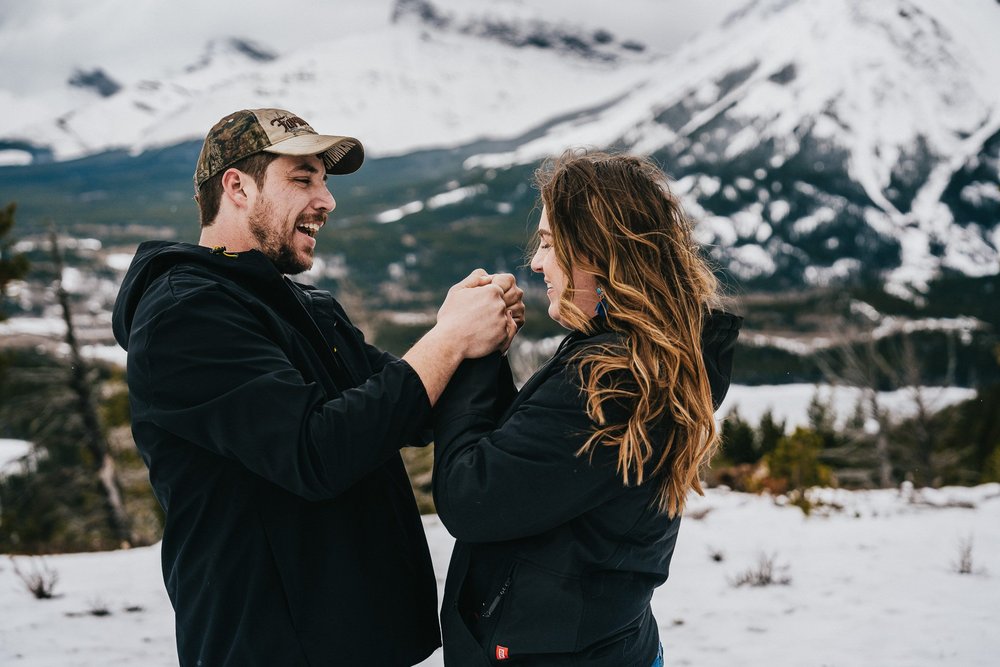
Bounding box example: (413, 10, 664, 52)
(288, 161, 321, 174)
(287, 161, 329, 182)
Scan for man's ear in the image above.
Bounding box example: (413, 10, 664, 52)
(220, 168, 251, 208)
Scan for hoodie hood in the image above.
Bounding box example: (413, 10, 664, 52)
(700, 310, 742, 410)
(112, 241, 281, 350)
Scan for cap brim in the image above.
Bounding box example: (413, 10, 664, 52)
(264, 134, 365, 175)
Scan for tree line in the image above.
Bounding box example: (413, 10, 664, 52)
(715, 383, 1000, 498)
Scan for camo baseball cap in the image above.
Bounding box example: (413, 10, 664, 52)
(194, 108, 364, 189)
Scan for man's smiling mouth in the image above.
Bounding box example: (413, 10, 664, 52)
(296, 222, 321, 238)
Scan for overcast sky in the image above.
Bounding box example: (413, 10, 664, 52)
(0, 0, 748, 94)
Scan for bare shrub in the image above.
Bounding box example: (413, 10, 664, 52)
(685, 506, 713, 521)
(9, 556, 59, 599)
(953, 536, 984, 575)
(784, 489, 845, 517)
(87, 597, 112, 617)
(731, 553, 792, 587)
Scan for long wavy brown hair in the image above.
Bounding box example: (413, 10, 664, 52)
(535, 150, 721, 517)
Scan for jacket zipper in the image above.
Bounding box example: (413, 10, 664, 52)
(480, 575, 512, 619)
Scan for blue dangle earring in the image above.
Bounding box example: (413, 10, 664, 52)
(595, 286, 608, 317)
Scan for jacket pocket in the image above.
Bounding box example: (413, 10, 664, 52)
(489, 559, 584, 655)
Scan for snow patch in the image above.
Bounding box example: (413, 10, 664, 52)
(375, 200, 425, 224)
(0, 149, 32, 166)
(0, 438, 32, 472)
(726, 243, 776, 280)
(426, 184, 486, 209)
(803, 258, 861, 286)
(768, 199, 790, 223)
(960, 182, 1000, 207)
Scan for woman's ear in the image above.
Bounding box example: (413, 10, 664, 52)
(595, 286, 608, 317)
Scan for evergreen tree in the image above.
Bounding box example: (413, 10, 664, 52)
(806, 389, 838, 447)
(720, 408, 758, 464)
(757, 409, 786, 457)
(766, 427, 833, 491)
(0, 202, 30, 320)
(845, 397, 867, 433)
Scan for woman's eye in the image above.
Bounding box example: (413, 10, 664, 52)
(539, 243, 552, 250)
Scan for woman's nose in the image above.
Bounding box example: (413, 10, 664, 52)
(530, 249, 543, 273)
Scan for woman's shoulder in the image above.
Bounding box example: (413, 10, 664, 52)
(561, 321, 625, 355)
(562, 327, 628, 370)
(552, 328, 632, 388)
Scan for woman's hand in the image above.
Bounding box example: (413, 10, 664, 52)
(486, 272, 524, 352)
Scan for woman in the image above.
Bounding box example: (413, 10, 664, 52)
(432, 151, 742, 666)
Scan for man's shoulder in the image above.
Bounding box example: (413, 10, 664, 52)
(289, 281, 351, 319)
(145, 262, 228, 299)
(134, 263, 253, 324)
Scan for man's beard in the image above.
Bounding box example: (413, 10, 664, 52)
(247, 197, 313, 275)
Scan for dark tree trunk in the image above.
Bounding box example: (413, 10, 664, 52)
(49, 229, 136, 548)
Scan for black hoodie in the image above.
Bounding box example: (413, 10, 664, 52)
(432, 312, 741, 666)
(112, 241, 440, 666)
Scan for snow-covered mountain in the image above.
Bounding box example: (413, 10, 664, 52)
(1, 0, 998, 294)
(464, 0, 1000, 294)
(0, 0, 736, 163)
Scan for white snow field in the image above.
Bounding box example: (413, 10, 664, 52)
(1, 484, 997, 666)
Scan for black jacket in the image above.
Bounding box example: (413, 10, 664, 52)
(112, 241, 440, 666)
(432, 313, 741, 666)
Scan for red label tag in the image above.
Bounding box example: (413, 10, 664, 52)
(496, 645, 510, 660)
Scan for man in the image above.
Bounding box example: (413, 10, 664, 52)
(112, 108, 522, 666)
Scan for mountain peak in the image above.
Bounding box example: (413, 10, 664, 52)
(390, 0, 646, 63)
(184, 37, 278, 73)
(465, 0, 1000, 293)
(67, 68, 121, 98)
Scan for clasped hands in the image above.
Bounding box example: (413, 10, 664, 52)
(436, 269, 525, 359)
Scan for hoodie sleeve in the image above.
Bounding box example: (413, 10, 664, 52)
(432, 351, 629, 543)
(127, 279, 431, 502)
(326, 294, 401, 374)
(348, 319, 437, 448)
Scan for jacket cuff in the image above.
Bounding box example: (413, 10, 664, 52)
(394, 357, 434, 426)
(433, 353, 504, 434)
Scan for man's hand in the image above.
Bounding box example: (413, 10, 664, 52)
(436, 269, 511, 359)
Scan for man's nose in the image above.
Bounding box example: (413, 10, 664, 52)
(317, 186, 335, 212)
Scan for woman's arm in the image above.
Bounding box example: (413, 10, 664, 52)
(432, 351, 627, 543)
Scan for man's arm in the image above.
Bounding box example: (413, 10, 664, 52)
(129, 282, 442, 501)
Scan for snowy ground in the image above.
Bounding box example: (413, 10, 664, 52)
(0, 439, 32, 474)
(1, 484, 998, 666)
(0, 385, 986, 665)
